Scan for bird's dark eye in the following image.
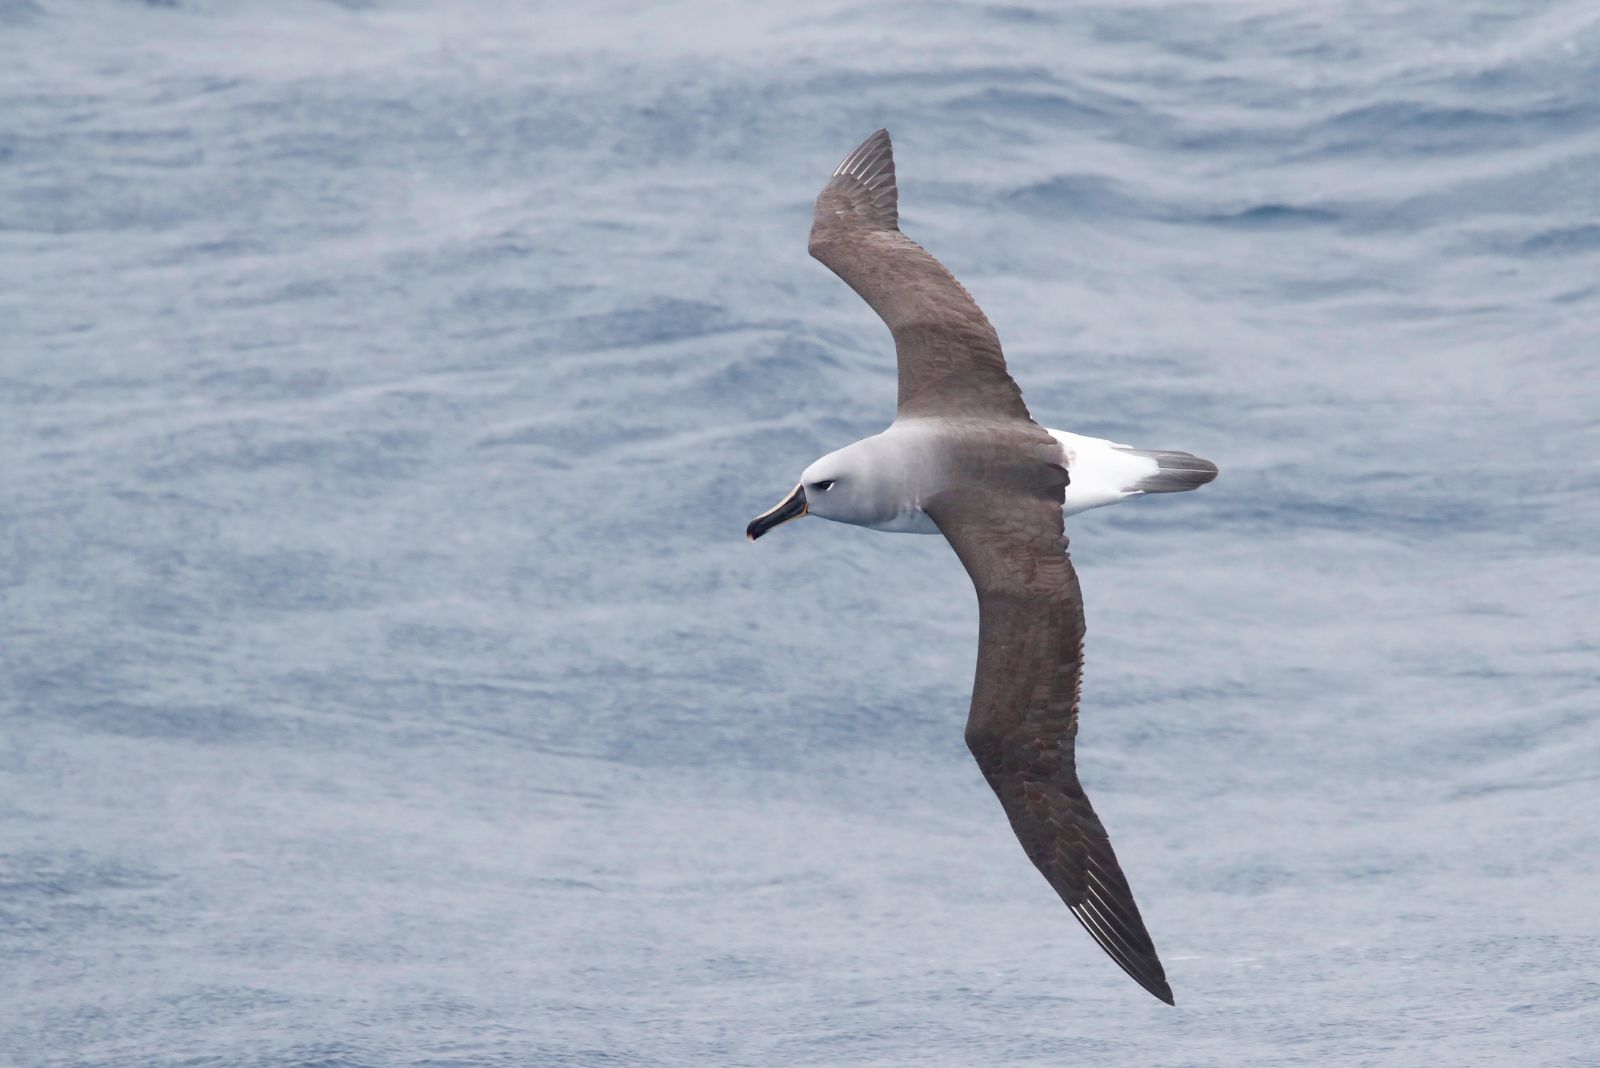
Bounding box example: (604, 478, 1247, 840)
(814, 479, 835, 493)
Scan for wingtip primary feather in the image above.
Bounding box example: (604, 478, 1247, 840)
(834, 128, 892, 176)
(820, 129, 899, 231)
(1070, 901, 1176, 1005)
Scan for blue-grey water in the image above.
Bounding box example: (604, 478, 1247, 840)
(3, 2, 1598, 1064)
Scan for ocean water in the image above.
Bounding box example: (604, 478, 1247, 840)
(3, 1, 1598, 1064)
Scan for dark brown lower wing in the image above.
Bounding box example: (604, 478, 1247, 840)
(929, 479, 1174, 1005)
(970, 741, 1175, 1005)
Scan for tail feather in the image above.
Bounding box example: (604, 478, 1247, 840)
(1120, 448, 1219, 493)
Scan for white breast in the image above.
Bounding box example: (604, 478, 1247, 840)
(862, 508, 942, 534)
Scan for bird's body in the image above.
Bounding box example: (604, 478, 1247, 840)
(788, 421, 1217, 535)
(747, 130, 1216, 1005)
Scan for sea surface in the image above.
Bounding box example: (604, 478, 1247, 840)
(3, 1, 1598, 1065)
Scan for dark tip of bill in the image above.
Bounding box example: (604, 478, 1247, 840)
(746, 484, 807, 542)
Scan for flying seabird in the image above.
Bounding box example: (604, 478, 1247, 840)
(746, 130, 1217, 1005)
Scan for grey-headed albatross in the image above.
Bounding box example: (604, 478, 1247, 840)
(747, 129, 1217, 1005)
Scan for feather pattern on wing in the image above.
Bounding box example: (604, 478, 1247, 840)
(808, 130, 1033, 422)
(926, 468, 1175, 1006)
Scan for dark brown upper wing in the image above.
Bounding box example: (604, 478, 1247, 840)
(808, 130, 1033, 422)
(926, 477, 1175, 1006)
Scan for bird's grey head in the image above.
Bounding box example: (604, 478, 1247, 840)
(746, 441, 891, 540)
